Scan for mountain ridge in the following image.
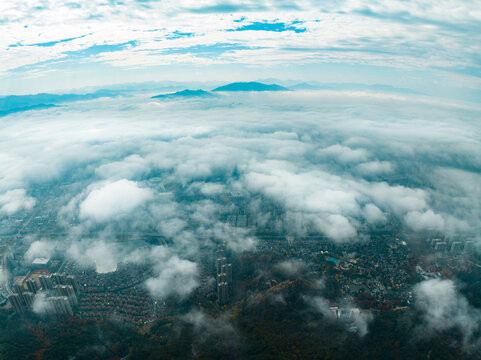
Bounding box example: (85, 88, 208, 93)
(151, 89, 216, 99)
(212, 82, 289, 92)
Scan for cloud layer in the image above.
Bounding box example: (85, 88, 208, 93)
(0, 90, 479, 300)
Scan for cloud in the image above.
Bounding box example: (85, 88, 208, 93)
(0, 90, 479, 309)
(368, 182, 428, 216)
(404, 209, 445, 232)
(318, 144, 370, 164)
(363, 203, 387, 224)
(306, 295, 373, 337)
(67, 240, 118, 273)
(79, 179, 154, 222)
(24, 240, 55, 262)
(415, 279, 481, 349)
(145, 255, 198, 298)
(182, 309, 238, 346)
(84, 241, 118, 273)
(95, 154, 150, 180)
(275, 259, 305, 276)
(1, 0, 480, 95)
(356, 161, 393, 175)
(0, 189, 35, 214)
(32, 292, 51, 314)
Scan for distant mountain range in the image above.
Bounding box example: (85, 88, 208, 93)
(0, 81, 425, 117)
(150, 82, 289, 100)
(0, 90, 121, 117)
(151, 89, 216, 99)
(287, 82, 422, 94)
(212, 82, 289, 92)
(0, 103, 59, 117)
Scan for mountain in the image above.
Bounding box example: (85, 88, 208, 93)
(212, 82, 289, 92)
(0, 89, 121, 117)
(290, 82, 321, 90)
(151, 89, 216, 99)
(0, 103, 58, 117)
(290, 82, 422, 94)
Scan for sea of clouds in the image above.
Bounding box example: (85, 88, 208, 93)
(1, 89, 480, 340)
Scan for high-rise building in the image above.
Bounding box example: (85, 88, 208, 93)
(0, 245, 10, 289)
(434, 242, 448, 251)
(26, 279, 39, 294)
(465, 241, 475, 254)
(217, 282, 228, 304)
(52, 273, 67, 286)
(39, 275, 53, 290)
(450, 242, 464, 254)
(66, 275, 79, 296)
(216, 257, 227, 276)
(54, 285, 77, 306)
(215, 244, 232, 305)
(8, 293, 24, 313)
(12, 283, 24, 295)
(23, 292, 35, 310)
(47, 296, 73, 316)
(223, 264, 232, 283)
(217, 272, 227, 284)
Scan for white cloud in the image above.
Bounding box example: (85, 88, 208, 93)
(356, 161, 393, 175)
(363, 203, 387, 224)
(415, 279, 481, 349)
(318, 144, 370, 164)
(79, 179, 154, 222)
(67, 240, 118, 273)
(404, 209, 445, 232)
(306, 295, 373, 337)
(275, 259, 305, 276)
(146, 255, 198, 298)
(1, 0, 480, 92)
(182, 309, 239, 346)
(0, 189, 35, 215)
(368, 182, 428, 215)
(95, 154, 150, 180)
(32, 292, 51, 314)
(24, 240, 55, 262)
(85, 241, 118, 273)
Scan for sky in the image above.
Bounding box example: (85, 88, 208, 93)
(1, 0, 481, 100)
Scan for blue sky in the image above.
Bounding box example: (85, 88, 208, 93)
(1, 0, 480, 100)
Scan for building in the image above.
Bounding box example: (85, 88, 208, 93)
(39, 275, 53, 290)
(216, 257, 227, 276)
(8, 293, 24, 313)
(450, 242, 464, 254)
(31, 257, 50, 269)
(26, 278, 39, 294)
(0, 245, 10, 289)
(46, 296, 73, 316)
(66, 275, 80, 296)
(54, 284, 77, 306)
(434, 242, 448, 251)
(217, 272, 227, 283)
(217, 282, 228, 305)
(215, 244, 232, 305)
(12, 283, 25, 295)
(23, 292, 35, 310)
(224, 263, 232, 283)
(52, 273, 67, 286)
(465, 241, 475, 254)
